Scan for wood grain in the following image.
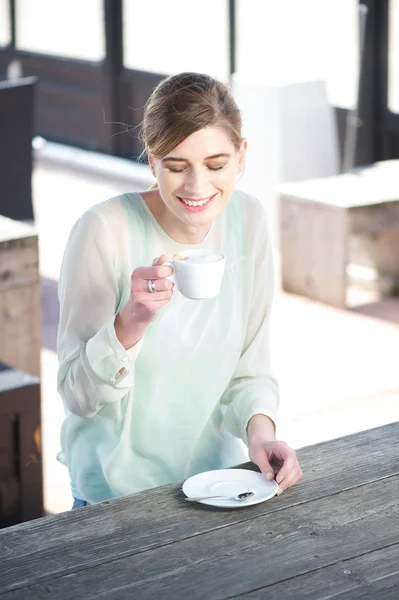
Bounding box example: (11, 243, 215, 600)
(239, 542, 399, 599)
(280, 196, 348, 307)
(1, 475, 397, 599)
(351, 202, 399, 235)
(0, 423, 397, 596)
(279, 160, 399, 307)
(0, 217, 41, 376)
(0, 284, 41, 377)
(0, 236, 39, 292)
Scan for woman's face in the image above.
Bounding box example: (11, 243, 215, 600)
(148, 126, 246, 236)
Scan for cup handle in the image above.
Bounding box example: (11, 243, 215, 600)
(162, 260, 177, 287)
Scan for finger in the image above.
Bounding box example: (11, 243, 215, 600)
(152, 254, 169, 266)
(147, 291, 174, 302)
(250, 447, 275, 481)
(149, 296, 174, 305)
(277, 466, 303, 496)
(275, 450, 299, 485)
(133, 264, 173, 280)
(132, 278, 174, 293)
(134, 290, 173, 304)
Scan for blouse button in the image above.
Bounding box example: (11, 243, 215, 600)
(122, 356, 128, 363)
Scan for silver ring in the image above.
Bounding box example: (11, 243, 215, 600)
(147, 279, 156, 293)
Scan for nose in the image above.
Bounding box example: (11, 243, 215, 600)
(183, 168, 208, 196)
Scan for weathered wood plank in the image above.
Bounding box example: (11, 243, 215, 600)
(0, 216, 38, 292)
(238, 542, 399, 599)
(1, 475, 398, 599)
(0, 283, 41, 376)
(0, 423, 398, 595)
(351, 202, 399, 234)
(0, 216, 37, 244)
(280, 197, 349, 307)
(279, 160, 399, 306)
(350, 228, 399, 281)
(0, 216, 41, 377)
(0, 236, 39, 292)
(279, 160, 399, 209)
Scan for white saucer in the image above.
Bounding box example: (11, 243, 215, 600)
(182, 469, 278, 508)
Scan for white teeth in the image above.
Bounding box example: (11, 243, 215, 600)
(181, 197, 212, 207)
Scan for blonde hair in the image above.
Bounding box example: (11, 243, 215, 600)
(140, 73, 243, 185)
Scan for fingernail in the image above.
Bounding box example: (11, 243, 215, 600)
(266, 472, 274, 481)
(277, 486, 283, 496)
(276, 475, 284, 484)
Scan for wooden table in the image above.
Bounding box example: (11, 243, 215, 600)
(1, 423, 398, 599)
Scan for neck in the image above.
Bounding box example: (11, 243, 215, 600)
(165, 222, 210, 245)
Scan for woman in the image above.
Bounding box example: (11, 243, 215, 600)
(57, 72, 302, 508)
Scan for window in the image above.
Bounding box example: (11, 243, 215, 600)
(236, 0, 359, 109)
(0, 0, 11, 46)
(388, 0, 399, 113)
(15, 0, 105, 61)
(123, 0, 229, 81)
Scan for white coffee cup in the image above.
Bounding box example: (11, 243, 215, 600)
(164, 250, 225, 299)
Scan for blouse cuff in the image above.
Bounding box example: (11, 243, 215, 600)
(86, 316, 143, 385)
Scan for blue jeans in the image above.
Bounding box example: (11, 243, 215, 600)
(72, 497, 89, 509)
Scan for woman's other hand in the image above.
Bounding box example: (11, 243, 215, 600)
(247, 414, 303, 495)
(115, 254, 173, 349)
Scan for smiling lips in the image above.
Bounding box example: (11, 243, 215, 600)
(178, 193, 217, 212)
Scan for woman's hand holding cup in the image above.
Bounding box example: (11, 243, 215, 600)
(115, 254, 173, 349)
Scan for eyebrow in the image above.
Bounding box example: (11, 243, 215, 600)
(162, 153, 231, 163)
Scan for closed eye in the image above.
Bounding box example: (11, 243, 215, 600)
(167, 167, 187, 173)
(167, 165, 226, 173)
(208, 165, 225, 171)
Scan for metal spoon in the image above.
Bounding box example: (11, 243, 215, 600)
(185, 491, 254, 502)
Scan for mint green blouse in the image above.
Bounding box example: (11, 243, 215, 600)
(56, 190, 279, 503)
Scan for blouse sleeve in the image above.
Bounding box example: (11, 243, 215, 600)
(57, 208, 142, 419)
(220, 208, 279, 446)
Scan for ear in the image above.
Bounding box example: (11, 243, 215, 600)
(237, 139, 248, 172)
(148, 153, 157, 178)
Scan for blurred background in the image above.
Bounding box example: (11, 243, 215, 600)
(0, 0, 398, 522)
